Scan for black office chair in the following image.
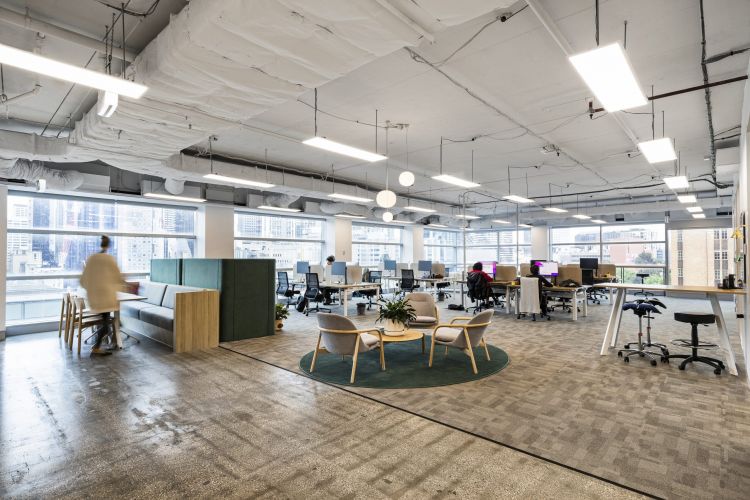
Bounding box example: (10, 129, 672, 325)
(666, 312, 724, 374)
(303, 273, 331, 316)
(276, 271, 299, 308)
(399, 269, 419, 296)
(466, 272, 494, 314)
(361, 270, 381, 309)
(436, 280, 451, 300)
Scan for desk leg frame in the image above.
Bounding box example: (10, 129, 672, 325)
(709, 294, 738, 376)
(601, 288, 626, 355)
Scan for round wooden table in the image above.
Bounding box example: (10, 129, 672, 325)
(379, 329, 425, 353)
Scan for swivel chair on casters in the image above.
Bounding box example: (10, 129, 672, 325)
(666, 312, 725, 375)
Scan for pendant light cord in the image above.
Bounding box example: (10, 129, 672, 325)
(313, 88, 318, 136)
(594, 0, 600, 46)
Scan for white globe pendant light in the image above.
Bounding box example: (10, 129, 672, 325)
(382, 211, 393, 222)
(376, 189, 397, 208)
(399, 171, 415, 187)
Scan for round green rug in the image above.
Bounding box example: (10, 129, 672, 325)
(299, 335, 510, 388)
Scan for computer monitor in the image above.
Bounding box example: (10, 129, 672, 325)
(418, 260, 432, 273)
(331, 261, 347, 277)
(537, 261, 559, 277)
(295, 261, 310, 275)
(579, 258, 599, 270)
(383, 259, 397, 271)
(480, 261, 497, 278)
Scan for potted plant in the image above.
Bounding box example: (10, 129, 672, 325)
(275, 303, 289, 331)
(376, 296, 416, 336)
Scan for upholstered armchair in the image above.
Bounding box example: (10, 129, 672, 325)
(429, 310, 493, 374)
(405, 292, 439, 328)
(313, 313, 385, 383)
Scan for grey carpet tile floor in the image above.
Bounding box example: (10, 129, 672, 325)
(223, 295, 750, 499)
(1, 330, 640, 499)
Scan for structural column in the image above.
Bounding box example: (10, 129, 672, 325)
(531, 225, 549, 261)
(0, 185, 6, 340)
(196, 204, 235, 258)
(325, 218, 352, 263)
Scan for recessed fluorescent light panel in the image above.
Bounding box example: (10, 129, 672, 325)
(569, 43, 647, 112)
(518, 223, 533, 228)
(591, 219, 606, 224)
(503, 194, 534, 204)
(692, 213, 706, 219)
(0, 42, 147, 98)
(677, 195, 697, 203)
(334, 214, 366, 219)
(403, 205, 436, 213)
(492, 219, 511, 224)
(638, 138, 677, 164)
(663, 176, 689, 190)
(455, 214, 479, 220)
(428, 223, 448, 228)
(686, 206, 703, 213)
(144, 193, 206, 203)
(572, 214, 592, 220)
(432, 174, 481, 189)
(544, 207, 568, 213)
(303, 137, 386, 162)
(327, 193, 374, 203)
(204, 173, 275, 189)
(257, 205, 301, 213)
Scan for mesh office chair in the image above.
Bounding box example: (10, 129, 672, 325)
(276, 271, 299, 308)
(361, 270, 381, 309)
(399, 269, 419, 295)
(304, 273, 331, 316)
(466, 272, 494, 313)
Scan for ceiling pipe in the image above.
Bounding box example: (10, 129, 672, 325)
(0, 5, 137, 62)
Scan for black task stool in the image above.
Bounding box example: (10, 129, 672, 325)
(623, 298, 669, 358)
(617, 302, 668, 366)
(666, 312, 725, 374)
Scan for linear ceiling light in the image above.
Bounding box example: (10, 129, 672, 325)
(455, 214, 479, 220)
(144, 193, 206, 203)
(303, 137, 386, 162)
(257, 205, 301, 213)
(492, 219, 511, 224)
(432, 174, 481, 189)
(428, 223, 448, 228)
(663, 176, 689, 190)
(692, 213, 706, 219)
(572, 214, 592, 220)
(677, 194, 697, 203)
(334, 213, 367, 219)
(569, 43, 647, 112)
(204, 173, 274, 189)
(503, 194, 534, 204)
(403, 205, 436, 213)
(638, 137, 677, 164)
(544, 207, 568, 213)
(686, 206, 703, 213)
(591, 219, 606, 224)
(327, 193, 373, 203)
(518, 223, 533, 228)
(0, 42, 147, 98)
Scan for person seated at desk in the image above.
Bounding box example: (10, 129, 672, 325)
(467, 262, 494, 306)
(323, 255, 336, 305)
(526, 264, 553, 315)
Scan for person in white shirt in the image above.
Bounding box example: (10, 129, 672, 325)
(80, 235, 124, 356)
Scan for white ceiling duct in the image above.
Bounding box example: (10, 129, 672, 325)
(262, 193, 299, 208)
(163, 178, 185, 195)
(318, 201, 369, 217)
(0, 158, 84, 190)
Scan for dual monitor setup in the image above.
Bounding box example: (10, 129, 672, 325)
(296, 260, 362, 284)
(528, 258, 599, 277)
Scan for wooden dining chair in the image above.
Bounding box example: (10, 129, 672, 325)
(58, 293, 73, 343)
(69, 297, 115, 355)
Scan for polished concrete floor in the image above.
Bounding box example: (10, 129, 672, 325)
(224, 296, 750, 499)
(1, 329, 641, 498)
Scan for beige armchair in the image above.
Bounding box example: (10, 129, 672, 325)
(313, 313, 385, 383)
(406, 292, 439, 328)
(429, 310, 493, 374)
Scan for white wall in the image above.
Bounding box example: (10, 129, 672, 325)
(531, 226, 549, 260)
(0, 186, 6, 340)
(196, 204, 235, 258)
(737, 58, 750, 385)
(326, 218, 352, 263)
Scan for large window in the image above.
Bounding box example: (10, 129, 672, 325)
(550, 223, 667, 284)
(234, 212, 324, 269)
(6, 193, 196, 324)
(424, 228, 458, 270)
(668, 227, 735, 287)
(352, 223, 402, 267)
(452, 229, 531, 270)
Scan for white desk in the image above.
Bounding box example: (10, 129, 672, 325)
(594, 283, 744, 376)
(320, 282, 381, 317)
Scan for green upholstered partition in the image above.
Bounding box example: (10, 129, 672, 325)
(150, 259, 182, 285)
(181, 258, 275, 341)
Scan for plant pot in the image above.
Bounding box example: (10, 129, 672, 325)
(384, 319, 405, 336)
(356, 303, 367, 315)
(275, 320, 283, 331)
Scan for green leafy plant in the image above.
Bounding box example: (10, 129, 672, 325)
(376, 296, 416, 325)
(275, 303, 290, 321)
